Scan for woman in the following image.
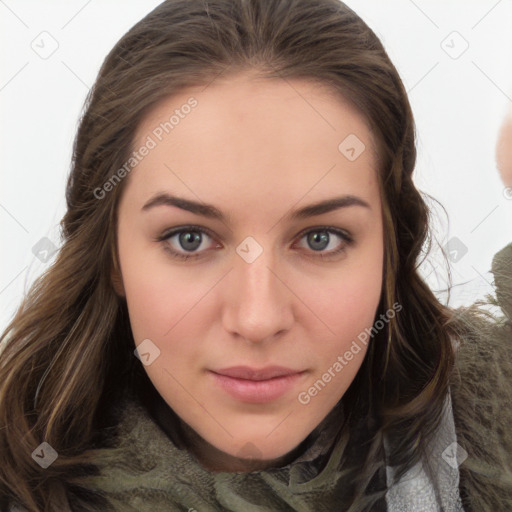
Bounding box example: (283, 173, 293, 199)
(1, 0, 510, 510)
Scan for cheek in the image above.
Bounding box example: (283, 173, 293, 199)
(295, 249, 384, 400)
(117, 235, 202, 342)
(293, 256, 382, 406)
(307, 247, 383, 341)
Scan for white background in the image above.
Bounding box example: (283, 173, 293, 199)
(1, 0, 512, 331)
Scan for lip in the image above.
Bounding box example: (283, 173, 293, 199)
(214, 366, 302, 380)
(209, 366, 306, 403)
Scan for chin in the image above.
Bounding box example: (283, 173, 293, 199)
(194, 414, 314, 462)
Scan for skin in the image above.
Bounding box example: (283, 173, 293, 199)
(113, 71, 384, 472)
(496, 102, 512, 188)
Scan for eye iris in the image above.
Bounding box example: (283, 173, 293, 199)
(179, 231, 202, 251)
(308, 231, 329, 251)
(173, 230, 336, 253)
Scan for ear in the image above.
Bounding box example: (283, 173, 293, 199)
(111, 267, 126, 297)
(111, 253, 126, 297)
(111, 270, 126, 297)
(110, 235, 126, 297)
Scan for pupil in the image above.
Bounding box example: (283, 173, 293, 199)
(308, 231, 329, 251)
(180, 231, 201, 251)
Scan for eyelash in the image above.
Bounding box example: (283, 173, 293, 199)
(155, 225, 354, 261)
(155, 226, 354, 261)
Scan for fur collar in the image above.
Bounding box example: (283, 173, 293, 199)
(54, 244, 512, 511)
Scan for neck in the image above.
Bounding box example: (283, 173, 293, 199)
(177, 419, 309, 472)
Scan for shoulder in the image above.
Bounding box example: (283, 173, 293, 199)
(449, 242, 512, 510)
(492, 242, 512, 320)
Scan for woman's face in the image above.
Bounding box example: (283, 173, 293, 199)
(114, 72, 384, 470)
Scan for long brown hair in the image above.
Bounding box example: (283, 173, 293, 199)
(0, 0, 459, 510)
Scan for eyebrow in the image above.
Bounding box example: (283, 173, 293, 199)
(141, 192, 371, 222)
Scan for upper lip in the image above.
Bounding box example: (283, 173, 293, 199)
(212, 366, 304, 381)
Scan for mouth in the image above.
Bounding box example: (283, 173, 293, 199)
(209, 366, 306, 403)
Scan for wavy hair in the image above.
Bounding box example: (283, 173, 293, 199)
(0, 0, 459, 510)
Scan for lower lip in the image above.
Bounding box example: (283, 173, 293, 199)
(209, 371, 305, 403)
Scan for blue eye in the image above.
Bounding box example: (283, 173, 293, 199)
(294, 228, 353, 258)
(157, 226, 217, 261)
(156, 226, 353, 261)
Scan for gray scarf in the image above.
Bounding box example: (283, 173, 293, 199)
(384, 388, 465, 511)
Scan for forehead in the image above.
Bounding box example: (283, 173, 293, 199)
(127, 73, 380, 213)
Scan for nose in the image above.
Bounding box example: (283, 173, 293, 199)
(221, 243, 295, 344)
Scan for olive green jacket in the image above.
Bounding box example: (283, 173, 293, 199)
(7, 245, 512, 511)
